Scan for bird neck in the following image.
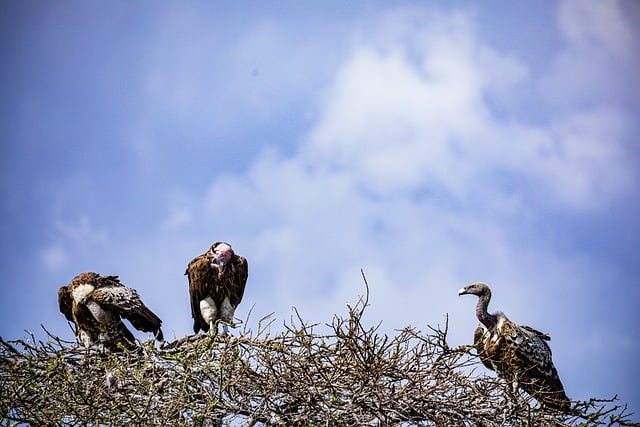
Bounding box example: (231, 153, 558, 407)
(476, 293, 497, 330)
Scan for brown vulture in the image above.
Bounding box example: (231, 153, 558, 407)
(459, 282, 571, 412)
(185, 242, 248, 334)
(58, 272, 163, 351)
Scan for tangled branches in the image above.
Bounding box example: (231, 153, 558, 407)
(1, 280, 636, 426)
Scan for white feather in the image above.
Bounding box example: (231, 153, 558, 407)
(72, 283, 94, 303)
(219, 297, 235, 323)
(200, 297, 217, 325)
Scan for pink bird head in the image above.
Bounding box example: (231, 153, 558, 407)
(213, 242, 234, 265)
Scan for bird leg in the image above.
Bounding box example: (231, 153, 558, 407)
(208, 319, 218, 336)
(512, 379, 519, 396)
(219, 297, 236, 335)
(200, 297, 218, 336)
(79, 329, 92, 348)
(506, 377, 522, 416)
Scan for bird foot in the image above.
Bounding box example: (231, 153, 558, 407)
(207, 320, 219, 337)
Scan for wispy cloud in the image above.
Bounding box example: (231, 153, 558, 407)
(53, 215, 108, 244)
(40, 215, 109, 271)
(161, 206, 193, 230)
(540, 0, 640, 111)
(41, 244, 68, 270)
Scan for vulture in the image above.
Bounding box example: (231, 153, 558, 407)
(185, 242, 248, 334)
(458, 282, 571, 412)
(58, 272, 164, 351)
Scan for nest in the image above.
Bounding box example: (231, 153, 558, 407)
(1, 276, 635, 426)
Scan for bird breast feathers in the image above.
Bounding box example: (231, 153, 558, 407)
(71, 283, 95, 304)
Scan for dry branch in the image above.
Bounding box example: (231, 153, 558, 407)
(1, 281, 637, 426)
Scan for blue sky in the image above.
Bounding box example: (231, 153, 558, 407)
(1, 0, 639, 417)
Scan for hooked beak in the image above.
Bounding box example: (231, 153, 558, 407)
(458, 287, 468, 296)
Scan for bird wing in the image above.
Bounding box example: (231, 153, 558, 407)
(185, 254, 215, 333)
(70, 272, 120, 289)
(229, 255, 248, 307)
(94, 275, 123, 288)
(501, 319, 569, 409)
(521, 324, 552, 354)
(91, 284, 163, 340)
(501, 320, 554, 377)
(499, 320, 551, 376)
(58, 286, 74, 322)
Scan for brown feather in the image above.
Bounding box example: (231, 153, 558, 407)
(185, 243, 249, 333)
(226, 255, 249, 307)
(58, 272, 163, 351)
(185, 254, 215, 333)
(494, 316, 569, 411)
(476, 314, 570, 411)
(57, 286, 74, 322)
(460, 282, 570, 412)
(473, 325, 494, 371)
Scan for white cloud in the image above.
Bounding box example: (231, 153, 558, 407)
(54, 215, 108, 245)
(542, 110, 632, 207)
(39, 216, 109, 271)
(540, 0, 640, 111)
(558, 0, 635, 67)
(302, 21, 632, 210)
(41, 244, 69, 270)
(161, 206, 193, 230)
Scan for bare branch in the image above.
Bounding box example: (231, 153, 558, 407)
(1, 278, 636, 426)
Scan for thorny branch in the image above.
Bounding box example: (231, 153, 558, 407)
(1, 275, 637, 426)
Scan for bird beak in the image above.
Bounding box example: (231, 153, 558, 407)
(458, 287, 467, 296)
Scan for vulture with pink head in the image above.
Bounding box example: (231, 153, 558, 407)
(185, 242, 248, 334)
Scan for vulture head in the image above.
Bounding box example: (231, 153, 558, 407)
(458, 281, 491, 298)
(458, 281, 497, 330)
(212, 242, 234, 266)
